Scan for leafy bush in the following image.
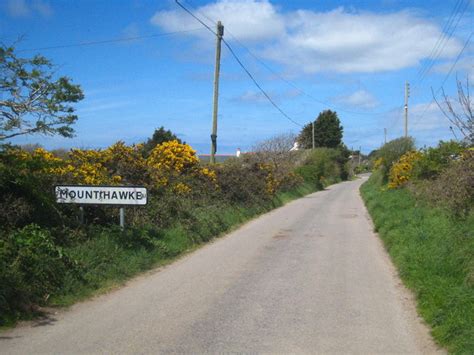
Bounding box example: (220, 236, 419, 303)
(215, 158, 271, 204)
(0, 147, 68, 230)
(295, 148, 347, 189)
(0, 225, 70, 325)
(417, 150, 474, 216)
(375, 137, 415, 180)
(411, 140, 466, 180)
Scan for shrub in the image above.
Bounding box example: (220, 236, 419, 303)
(419, 150, 474, 216)
(0, 225, 70, 324)
(388, 150, 422, 189)
(0, 147, 67, 230)
(375, 137, 415, 180)
(215, 158, 270, 204)
(295, 148, 346, 189)
(411, 140, 466, 180)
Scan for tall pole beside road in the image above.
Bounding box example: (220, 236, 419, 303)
(404, 81, 410, 138)
(210, 21, 224, 164)
(312, 121, 315, 149)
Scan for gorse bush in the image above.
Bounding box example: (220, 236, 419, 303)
(375, 137, 415, 180)
(388, 151, 422, 189)
(372, 139, 473, 216)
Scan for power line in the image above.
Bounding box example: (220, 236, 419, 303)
(183, 0, 395, 117)
(417, 0, 463, 79)
(224, 30, 398, 117)
(17, 28, 204, 52)
(416, 0, 469, 87)
(175, 0, 216, 35)
(412, 31, 473, 127)
(222, 38, 303, 127)
(175, 0, 303, 127)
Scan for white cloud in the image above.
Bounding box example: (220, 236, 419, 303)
(263, 8, 462, 73)
(151, 0, 285, 42)
(5, 0, 52, 18)
(150, 1, 463, 74)
(334, 90, 379, 109)
(233, 89, 300, 104)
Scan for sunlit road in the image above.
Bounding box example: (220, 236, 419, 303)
(0, 176, 442, 354)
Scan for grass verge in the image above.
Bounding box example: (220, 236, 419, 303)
(360, 172, 474, 354)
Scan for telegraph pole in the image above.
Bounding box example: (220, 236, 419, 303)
(358, 146, 362, 166)
(404, 81, 410, 138)
(384, 128, 387, 144)
(312, 121, 315, 149)
(210, 21, 224, 164)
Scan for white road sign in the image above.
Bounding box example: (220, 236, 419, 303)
(55, 185, 147, 205)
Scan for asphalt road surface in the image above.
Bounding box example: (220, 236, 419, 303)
(0, 176, 442, 354)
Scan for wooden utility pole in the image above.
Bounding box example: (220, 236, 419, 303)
(312, 121, 315, 149)
(404, 81, 410, 138)
(358, 146, 362, 166)
(384, 128, 387, 144)
(210, 21, 224, 164)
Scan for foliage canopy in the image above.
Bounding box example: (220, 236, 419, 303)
(142, 126, 182, 156)
(298, 110, 343, 149)
(0, 44, 84, 140)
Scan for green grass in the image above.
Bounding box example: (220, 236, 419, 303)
(360, 172, 474, 354)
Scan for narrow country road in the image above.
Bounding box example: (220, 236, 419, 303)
(0, 176, 442, 354)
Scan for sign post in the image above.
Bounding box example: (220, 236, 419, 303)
(120, 207, 125, 230)
(55, 185, 147, 229)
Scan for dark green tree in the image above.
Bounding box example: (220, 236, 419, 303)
(142, 126, 183, 156)
(0, 44, 84, 140)
(298, 110, 343, 149)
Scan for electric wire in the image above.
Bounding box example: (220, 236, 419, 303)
(175, 0, 303, 127)
(415, 0, 469, 88)
(221, 38, 303, 127)
(225, 31, 398, 116)
(412, 31, 473, 127)
(175, 0, 216, 35)
(17, 28, 204, 52)
(417, 0, 464, 80)
(183, 0, 395, 117)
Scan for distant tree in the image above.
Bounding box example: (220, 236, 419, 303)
(142, 126, 182, 156)
(253, 132, 297, 153)
(298, 110, 343, 149)
(0, 44, 84, 140)
(252, 132, 298, 168)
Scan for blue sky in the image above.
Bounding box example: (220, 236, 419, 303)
(1, 0, 473, 154)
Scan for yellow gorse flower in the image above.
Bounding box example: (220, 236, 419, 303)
(3, 140, 219, 191)
(388, 151, 422, 189)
